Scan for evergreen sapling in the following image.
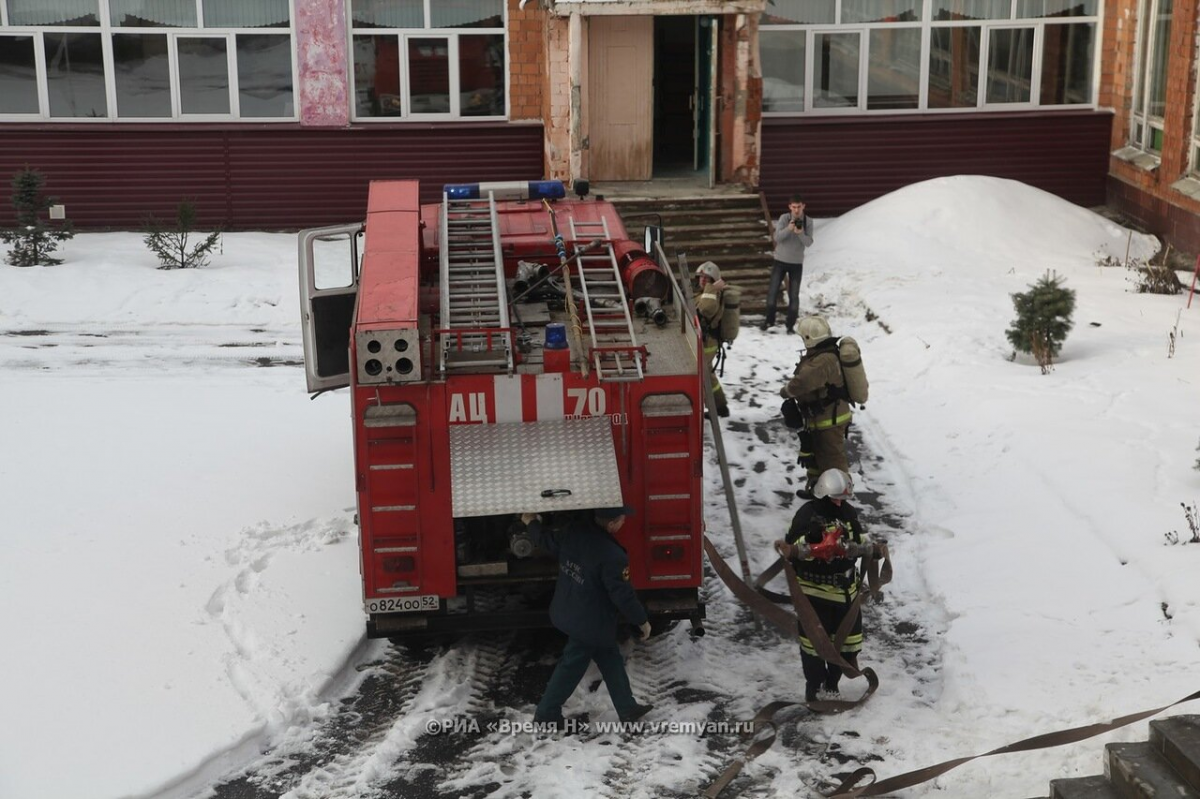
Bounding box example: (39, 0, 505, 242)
(144, 200, 222, 269)
(1, 167, 75, 267)
(1005, 270, 1076, 374)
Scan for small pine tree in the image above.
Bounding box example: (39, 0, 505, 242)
(0, 167, 75, 266)
(143, 200, 222, 269)
(1006, 270, 1076, 374)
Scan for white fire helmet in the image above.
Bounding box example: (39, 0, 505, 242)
(813, 469, 853, 501)
(695, 261, 721, 282)
(796, 315, 832, 349)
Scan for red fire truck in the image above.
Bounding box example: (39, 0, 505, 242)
(298, 179, 706, 638)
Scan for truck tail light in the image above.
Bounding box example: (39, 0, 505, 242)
(651, 545, 684, 562)
(382, 556, 416, 573)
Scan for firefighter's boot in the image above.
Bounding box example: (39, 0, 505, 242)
(619, 703, 654, 723)
(714, 386, 730, 418)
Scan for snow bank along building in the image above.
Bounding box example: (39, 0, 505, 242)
(0, 0, 1196, 255)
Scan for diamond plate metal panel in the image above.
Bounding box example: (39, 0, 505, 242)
(450, 417, 623, 517)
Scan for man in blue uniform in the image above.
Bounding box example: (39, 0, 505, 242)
(522, 505, 654, 727)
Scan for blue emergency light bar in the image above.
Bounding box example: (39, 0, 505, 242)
(443, 180, 566, 201)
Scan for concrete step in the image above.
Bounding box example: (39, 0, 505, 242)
(667, 237, 772, 252)
(1049, 774, 1120, 799)
(1106, 741, 1200, 799)
(611, 192, 780, 315)
(662, 218, 769, 233)
(1150, 715, 1200, 790)
(608, 196, 763, 214)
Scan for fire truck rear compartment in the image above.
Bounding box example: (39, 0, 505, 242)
(317, 181, 707, 640)
(366, 506, 703, 639)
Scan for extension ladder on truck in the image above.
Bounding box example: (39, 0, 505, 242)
(439, 191, 513, 374)
(568, 216, 645, 382)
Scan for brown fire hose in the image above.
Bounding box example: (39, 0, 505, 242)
(703, 535, 1199, 798)
(824, 687, 1200, 797)
(700, 537, 891, 797)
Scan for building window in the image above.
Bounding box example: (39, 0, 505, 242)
(0, 34, 39, 113)
(1190, 58, 1200, 176)
(985, 27, 1034, 104)
(350, 0, 506, 120)
(1040, 22, 1094, 104)
(814, 32, 860, 109)
(762, 0, 1097, 114)
(1130, 0, 1172, 153)
(928, 26, 981, 108)
(0, 0, 296, 120)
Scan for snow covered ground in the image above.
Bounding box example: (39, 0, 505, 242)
(1, 176, 1198, 799)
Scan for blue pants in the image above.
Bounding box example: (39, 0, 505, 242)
(765, 260, 804, 328)
(535, 637, 636, 720)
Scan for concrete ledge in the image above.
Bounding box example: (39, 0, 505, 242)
(1112, 145, 1161, 171)
(1171, 176, 1200, 202)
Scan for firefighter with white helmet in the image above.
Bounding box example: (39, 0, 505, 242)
(781, 314, 852, 497)
(694, 261, 729, 417)
(795, 315, 832, 349)
(773, 469, 869, 703)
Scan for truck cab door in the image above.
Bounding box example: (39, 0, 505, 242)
(298, 223, 365, 393)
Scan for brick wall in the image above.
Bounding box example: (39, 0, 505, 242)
(1108, 175, 1200, 255)
(544, 14, 573, 182)
(1103, 0, 1200, 258)
(507, 0, 548, 122)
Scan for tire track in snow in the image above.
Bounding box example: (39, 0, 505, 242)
(0, 324, 301, 370)
(205, 641, 434, 799)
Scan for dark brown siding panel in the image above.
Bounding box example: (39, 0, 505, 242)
(0, 123, 545, 229)
(761, 111, 1114, 217)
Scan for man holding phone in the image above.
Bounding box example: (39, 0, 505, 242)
(764, 194, 814, 334)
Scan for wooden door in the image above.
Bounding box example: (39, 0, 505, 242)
(588, 16, 653, 181)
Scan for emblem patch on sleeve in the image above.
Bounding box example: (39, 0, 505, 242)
(621, 566, 631, 582)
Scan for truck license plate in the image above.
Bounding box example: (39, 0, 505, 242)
(365, 594, 439, 614)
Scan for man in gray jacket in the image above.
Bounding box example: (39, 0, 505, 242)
(763, 194, 814, 334)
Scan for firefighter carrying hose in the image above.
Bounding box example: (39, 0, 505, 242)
(773, 469, 872, 703)
(695, 261, 730, 418)
(780, 314, 854, 498)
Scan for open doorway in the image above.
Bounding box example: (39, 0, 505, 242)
(653, 15, 716, 181)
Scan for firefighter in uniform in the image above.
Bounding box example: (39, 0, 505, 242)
(523, 506, 654, 727)
(695, 261, 730, 417)
(773, 469, 867, 703)
(781, 314, 851, 497)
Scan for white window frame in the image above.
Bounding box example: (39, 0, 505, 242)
(1191, 67, 1200, 175)
(1129, 0, 1171, 153)
(348, 0, 508, 122)
(810, 28, 864, 113)
(980, 23, 1038, 108)
(0, 0, 298, 122)
(760, 0, 1100, 116)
